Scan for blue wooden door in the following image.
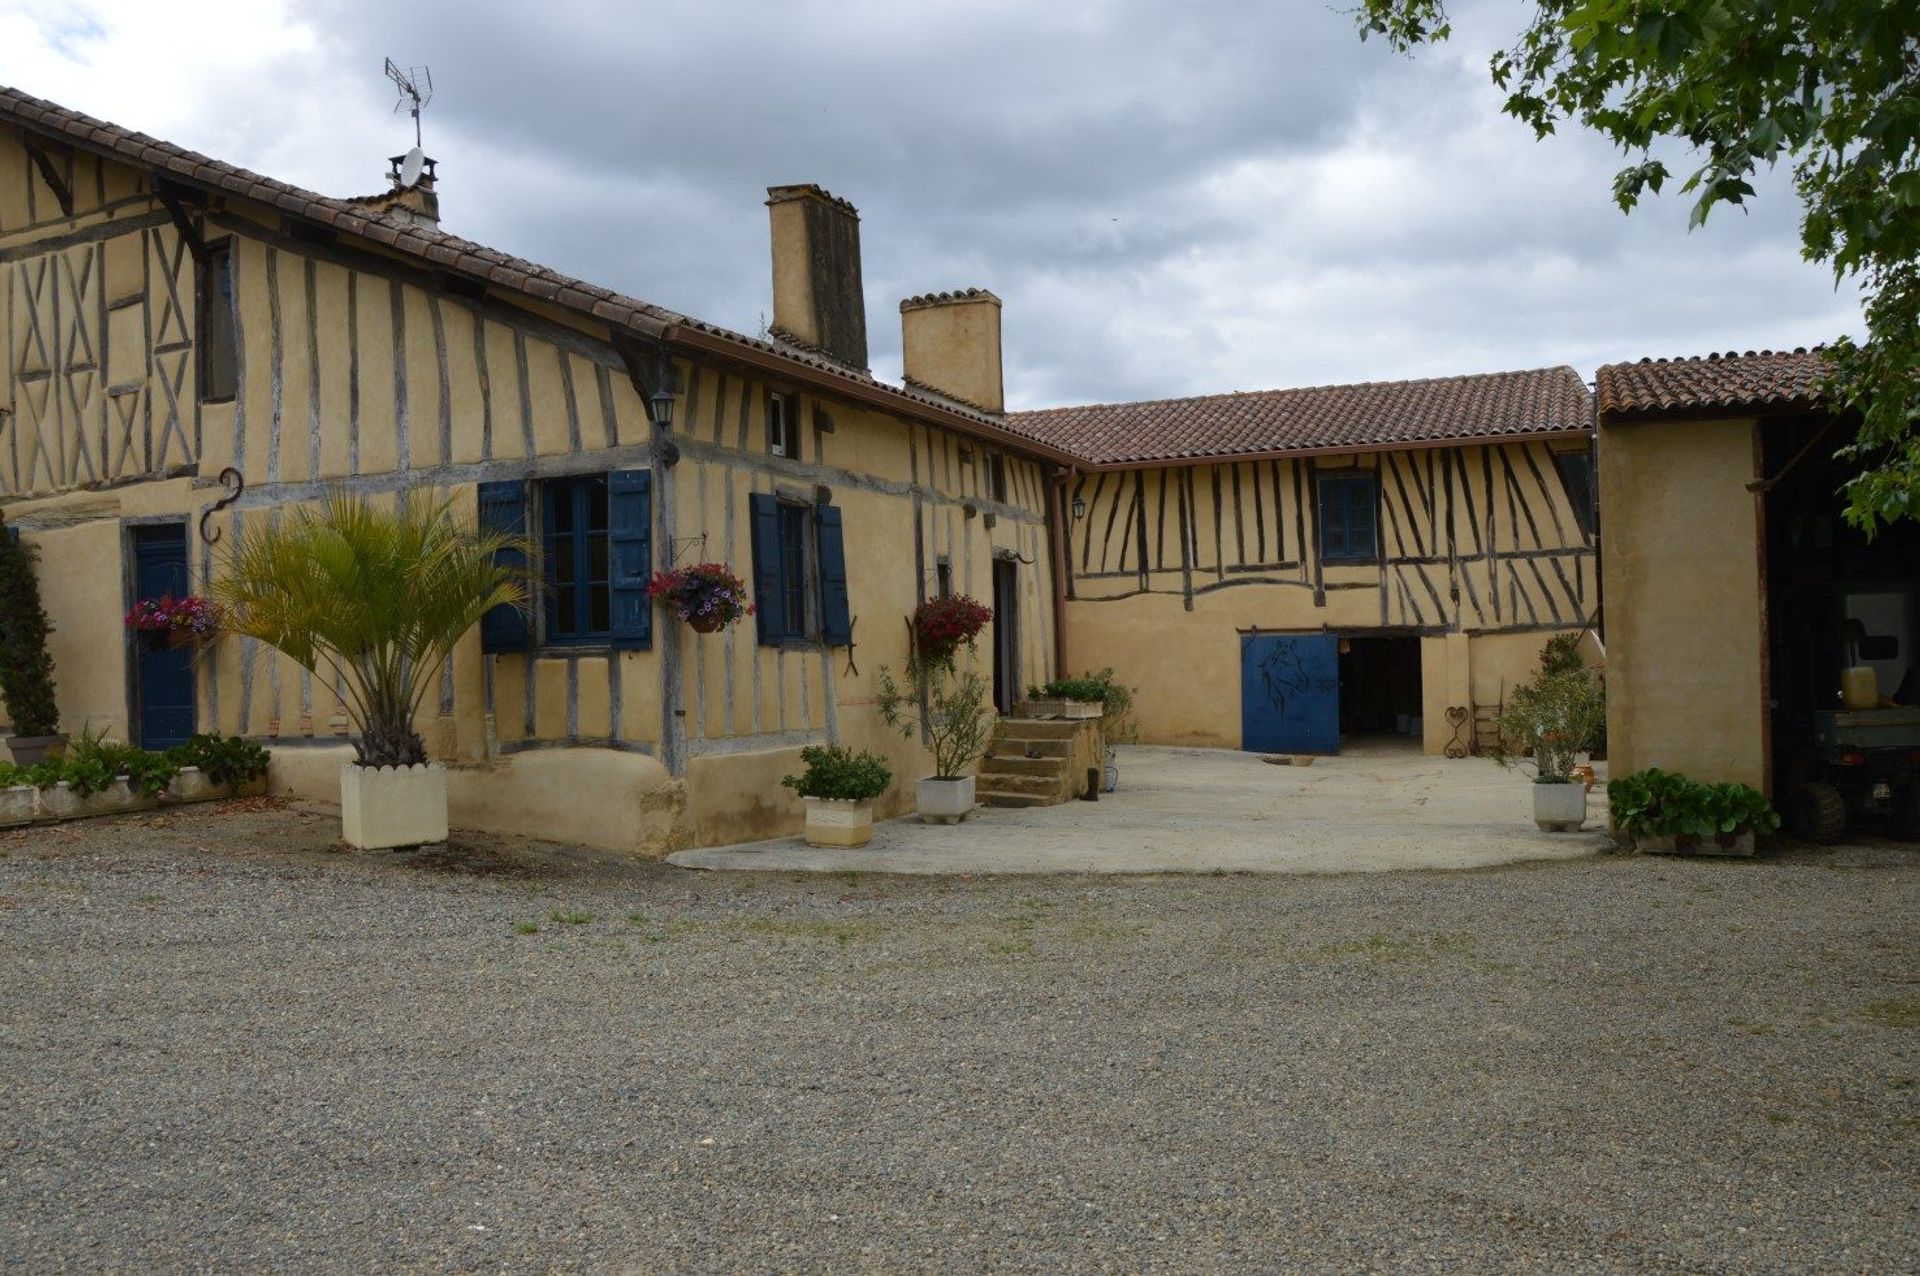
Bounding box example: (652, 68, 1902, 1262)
(1241, 633, 1340, 754)
(132, 524, 195, 749)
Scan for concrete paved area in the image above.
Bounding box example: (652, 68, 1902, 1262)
(670, 738, 1611, 875)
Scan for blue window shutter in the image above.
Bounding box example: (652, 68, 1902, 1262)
(749, 492, 785, 646)
(609, 469, 652, 650)
(478, 480, 531, 653)
(817, 504, 851, 646)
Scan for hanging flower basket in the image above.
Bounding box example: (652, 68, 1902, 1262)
(125, 594, 222, 650)
(913, 594, 993, 668)
(648, 563, 754, 633)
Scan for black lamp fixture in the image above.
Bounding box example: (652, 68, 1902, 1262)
(648, 381, 675, 431)
(1071, 494, 1087, 520)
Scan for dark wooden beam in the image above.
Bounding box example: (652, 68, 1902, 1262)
(153, 177, 209, 264)
(17, 130, 73, 217)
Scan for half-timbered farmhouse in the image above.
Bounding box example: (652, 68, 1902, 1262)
(0, 87, 1073, 851)
(1016, 373, 1598, 757)
(1, 85, 1600, 850)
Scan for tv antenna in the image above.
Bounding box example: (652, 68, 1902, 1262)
(383, 57, 433, 149)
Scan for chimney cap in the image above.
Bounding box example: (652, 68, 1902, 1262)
(901, 287, 1002, 313)
(765, 183, 860, 217)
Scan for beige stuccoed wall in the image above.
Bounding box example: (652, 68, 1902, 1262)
(1599, 414, 1767, 789)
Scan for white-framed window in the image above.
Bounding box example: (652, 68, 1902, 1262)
(769, 391, 799, 458)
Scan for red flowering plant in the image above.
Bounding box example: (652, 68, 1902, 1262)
(124, 593, 222, 643)
(647, 563, 754, 633)
(913, 594, 993, 670)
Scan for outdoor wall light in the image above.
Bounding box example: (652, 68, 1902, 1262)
(648, 383, 676, 431)
(1071, 494, 1086, 520)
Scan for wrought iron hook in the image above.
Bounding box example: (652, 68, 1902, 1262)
(198, 467, 244, 545)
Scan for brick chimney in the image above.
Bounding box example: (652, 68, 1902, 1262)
(360, 153, 441, 229)
(899, 289, 1003, 413)
(765, 184, 868, 370)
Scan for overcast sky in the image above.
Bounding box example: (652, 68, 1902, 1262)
(1, 0, 1864, 410)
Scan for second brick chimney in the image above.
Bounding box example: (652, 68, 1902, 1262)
(766, 184, 868, 371)
(899, 289, 1003, 414)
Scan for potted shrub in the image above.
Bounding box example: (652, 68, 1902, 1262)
(876, 659, 993, 824)
(124, 593, 223, 650)
(1489, 666, 1606, 831)
(913, 594, 992, 670)
(0, 763, 33, 827)
(216, 491, 526, 850)
(781, 744, 892, 847)
(1025, 675, 1108, 721)
(0, 513, 64, 766)
(1608, 768, 1781, 855)
(647, 562, 754, 634)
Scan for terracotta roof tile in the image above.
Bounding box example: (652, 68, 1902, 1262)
(1009, 366, 1593, 466)
(1595, 348, 1830, 419)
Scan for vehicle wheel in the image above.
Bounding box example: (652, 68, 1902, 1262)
(1788, 782, 1847, 845)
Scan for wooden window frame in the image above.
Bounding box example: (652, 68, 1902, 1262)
(539, 474, 613, 645)
(768, 390, 799, 459)
(197, 238, 237, 404)
(1316, 469, 1380, 565)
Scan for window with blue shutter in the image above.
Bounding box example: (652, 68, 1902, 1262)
(478, 480, 531, 653)
(817, 504, 851, 645)
(541, 475, 612, 643)
(748, 491, 850, 647)
(1316, 472, 1379, 564)
(608, 469, 652, 650)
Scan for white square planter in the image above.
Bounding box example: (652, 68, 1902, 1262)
(0, 785, 34, 827)
(802, 796, 874, 848)
(340, 762, 448, 850)
(1025, 698, 1103, 721)
(916, 775, 976, 824)
(1532, 781, 1588, 832)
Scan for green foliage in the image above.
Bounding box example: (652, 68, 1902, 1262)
(1357, 0, 1920, 533)
(214, 490, 527, 768)
(1609, 767, 1782, 841)
(164, 734, 270, 788)
(0, 513, 60, 737)
(1039, 669, 1140, 740)
(1490, 667, 1605, 782)
(781, 744, 892, 802)
(875, 660, 994, 780)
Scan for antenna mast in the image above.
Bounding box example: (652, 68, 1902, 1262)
(383, 57, 433, 149)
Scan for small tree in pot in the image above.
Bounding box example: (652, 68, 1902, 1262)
(0, 513, 63, 765)
(1489, 666, 1606, 832)
(876, 658, 992, 824)
(215, 491, 526, 849)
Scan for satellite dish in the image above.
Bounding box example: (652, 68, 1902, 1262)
(399, 146, 425, 187)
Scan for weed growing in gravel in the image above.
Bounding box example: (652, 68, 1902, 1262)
(741, 918, 876, 946)
(515, 922, 540, 935)
(1861, 999, 1919, 1029)
(135, 894, 166, 905)
(1312, 931, 1477, 965)
(549, 908, 593, 926)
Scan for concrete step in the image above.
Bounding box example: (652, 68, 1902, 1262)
(996, 718, 1086, 740)
(986, 738, 1071, 760)
(977, 789, 1061, 809)
(976, 772, 1067, 797)
(978, 755, 1066, 778)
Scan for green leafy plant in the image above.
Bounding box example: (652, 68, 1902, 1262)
(0, 513, 60, 738)
(214, 490, 527, 768)
(1609, 768, 1781, 846)
(876, 662, 993, 780)
(165, 734, 270, 788)
(1489, 667, 1605, 782)
(1039, 669, 1138, 741)
(781, 744, 892, 802)
(1356, 1, 1920, 533)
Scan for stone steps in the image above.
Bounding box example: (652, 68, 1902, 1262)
(978, 717, 1079, 807)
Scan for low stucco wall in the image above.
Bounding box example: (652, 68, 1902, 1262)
(269, 745, 691, 855)
(1599, 415, 1767, 789)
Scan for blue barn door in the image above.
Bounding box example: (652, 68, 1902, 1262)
(1241, 633, 1340, 754)
(132, 524, 196, 749)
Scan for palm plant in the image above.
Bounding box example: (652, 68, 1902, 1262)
(214, 491, 526, 767)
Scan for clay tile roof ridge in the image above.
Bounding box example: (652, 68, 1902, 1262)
(1010, 363, 1585, 420)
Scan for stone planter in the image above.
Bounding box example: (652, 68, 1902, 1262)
(1533, 780, 1588, 832)
(1636, 829, 1757, 857)
(0, 785, 34, 827)
(802, 796, 874, 848)
(40, 778, 140, 822)
(1025, 698, 1103, 721)
(5, 734, 66, 768)
(915, 775, 976, 824)
(166, 767, 268, 803)
(340, 762, 448, 850)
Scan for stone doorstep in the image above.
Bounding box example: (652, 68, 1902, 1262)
(978, 755, 1065, 778)
(985, 739, 1072, 761)
(975, 789, 1059, 809)
(995, 719, 1087, 740)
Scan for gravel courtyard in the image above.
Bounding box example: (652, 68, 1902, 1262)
(2, 803, 1916, 1273)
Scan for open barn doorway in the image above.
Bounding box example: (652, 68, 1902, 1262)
(1339, 634, 1423, 747)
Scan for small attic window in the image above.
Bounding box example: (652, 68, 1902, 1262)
(769, 391, 798, 459)
(989, 454, 1008, 504)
